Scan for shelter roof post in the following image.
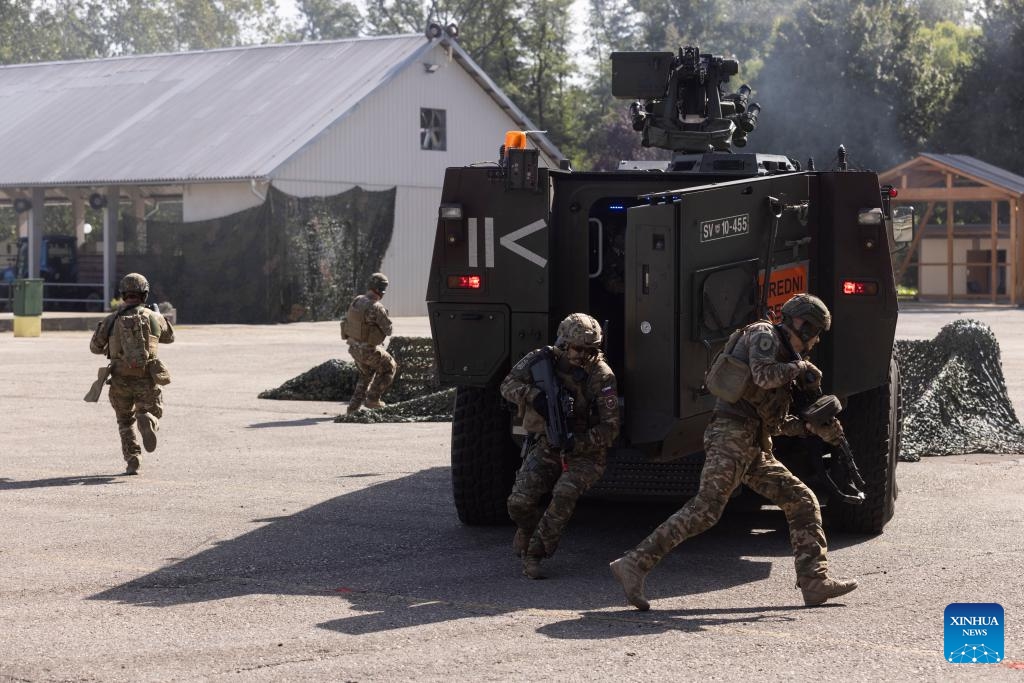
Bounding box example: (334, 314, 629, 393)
(28, 188, 44, 280)
(102, 186, 120, 310)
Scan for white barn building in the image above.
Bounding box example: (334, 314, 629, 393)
(0, 33, 563, 317)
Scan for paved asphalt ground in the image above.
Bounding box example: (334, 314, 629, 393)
(2, 306, 1023, 681)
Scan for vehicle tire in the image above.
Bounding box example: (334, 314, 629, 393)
(451, 385, 520, 525)
(828, 357, 900, 534)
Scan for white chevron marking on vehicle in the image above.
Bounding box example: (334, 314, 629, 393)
(499, 219, 547, 268)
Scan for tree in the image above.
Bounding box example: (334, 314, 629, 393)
(0, 0, 286, 66)
(899, 19, 977, 149)
(752, 0, 921, 171)
(363, 0, 583, 157)
(294, 0, 363, 40)
(932, 0, 1024, 174)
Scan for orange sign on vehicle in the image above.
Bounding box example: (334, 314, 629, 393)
(758, 261, 809, 323)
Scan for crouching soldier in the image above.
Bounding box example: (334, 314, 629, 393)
(501, 313, 620, 579)
(342, 272, 397, 413)
(89, 273, 174, 475)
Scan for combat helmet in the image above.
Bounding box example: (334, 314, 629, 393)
(556, 313, 603, 350)
(368, 272, 389, 294)
(781, 293, 831, 341)
(119, 273, 150, 303)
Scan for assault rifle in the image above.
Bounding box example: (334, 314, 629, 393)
(84, 365, 111, 402)
(798, 392, 866, 505)
(781, 331, 866, 505)
(530, 348, 574, 453)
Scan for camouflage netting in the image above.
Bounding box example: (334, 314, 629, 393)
(259, 337, 454, 423)
(262, 320, 1024, 442)
(894, 319, 1024, 462)
(118, 185, 395, 323)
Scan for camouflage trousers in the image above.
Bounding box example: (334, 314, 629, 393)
(347, 343, 397, 407)
(507, 440, 606, 559)
(108, 375, 163, 462)
(627, 416, 828, 580)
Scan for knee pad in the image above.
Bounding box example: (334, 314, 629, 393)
(506, 492, 534, 521)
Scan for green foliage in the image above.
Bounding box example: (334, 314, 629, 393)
(0, 0, 1014, 183)
(901, 20, 978, 148)
(751, 0, 918, 170)
(293, 0, 362, 40)
(931, 0, 1024, 175)
(0, 0, 285, 65)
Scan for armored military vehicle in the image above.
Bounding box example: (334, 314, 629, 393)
(426, 46, 903, 534)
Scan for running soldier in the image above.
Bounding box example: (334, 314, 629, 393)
(89, 273, 174, 475)
(610, 293, 857, 609)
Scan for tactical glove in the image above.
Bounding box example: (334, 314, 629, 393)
(807, 417, 843, 445)
(796, 360, 822, 391)
(778, 415, 808, 437)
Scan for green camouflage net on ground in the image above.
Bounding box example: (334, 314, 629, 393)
(259, 337, 454, 422)
(263, 321, 1024, 442)
(894, 319, 1024, 461)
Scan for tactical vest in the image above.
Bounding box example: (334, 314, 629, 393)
(713, 322, 794, 429)
(344, 295, 386, 346)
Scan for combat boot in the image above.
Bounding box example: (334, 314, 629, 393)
(609, 554, 650, 611)
(798, 576, 858, 606)
(523, 555, 544, 579)
(137, 412, 158, 453)
(125, 455, 141, 475)
(364, 398, 387, 410)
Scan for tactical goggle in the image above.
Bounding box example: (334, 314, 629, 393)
(567, 343, 598, 355)
(797, 323, 823, 343)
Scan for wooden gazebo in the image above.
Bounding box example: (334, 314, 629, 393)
(879, 154, 1024, 304)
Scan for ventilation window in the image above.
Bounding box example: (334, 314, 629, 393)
(420, 108, 447, 151)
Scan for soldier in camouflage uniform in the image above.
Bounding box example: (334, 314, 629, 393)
(342, 272, 396, 414)
(89, 273, 174, 475)
(501, 313, 620, 579)
(610, 293, 857, 609)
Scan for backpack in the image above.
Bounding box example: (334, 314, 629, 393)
(114, 309, 153, 377)
(704, 325, 753, 403)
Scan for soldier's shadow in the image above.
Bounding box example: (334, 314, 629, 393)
(90, 467, 864, 637)
(247, 417, 336, 428)
(0, 475, 123, 490)
(538, 604, 807, 638)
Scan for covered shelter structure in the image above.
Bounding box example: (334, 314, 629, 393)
(0, 33, 562, 321)
(879, 154, 1024, 305)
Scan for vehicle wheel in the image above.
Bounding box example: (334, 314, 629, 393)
(828, 357, 900, 534)
(451, 385, 520, 525)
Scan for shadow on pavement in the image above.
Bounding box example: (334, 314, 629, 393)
(0, 475, 124, 490)
(247, 417, 336, 428)
(90, 467, 872, 636)
(537, 604, 810, 638)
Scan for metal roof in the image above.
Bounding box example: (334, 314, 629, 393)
(0, 35, 562, 189)
(919, 153, 1024, 196)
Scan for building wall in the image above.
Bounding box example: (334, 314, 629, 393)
(918, 237, 1010, 296)
(270, 41, 558, 315)
(183, 181, 266, 222)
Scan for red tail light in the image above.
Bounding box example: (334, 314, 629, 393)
(842, 280, 878, 295)
(447, 275, 482, 289)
